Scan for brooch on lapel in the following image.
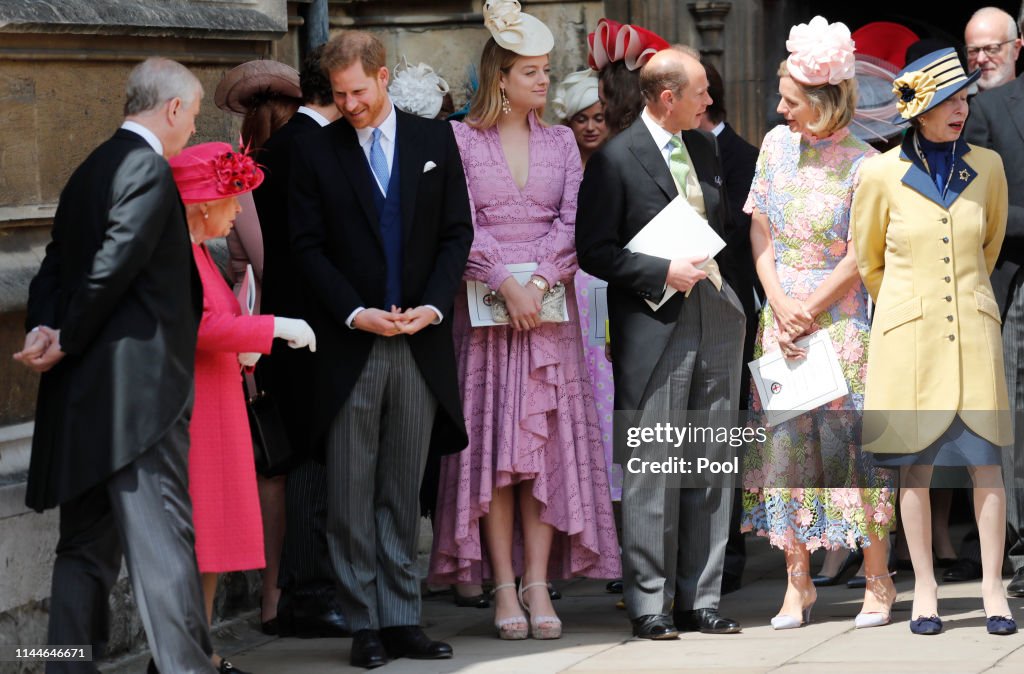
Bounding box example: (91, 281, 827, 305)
(714, 176, 723, 186)
(959, 168, 971, 182)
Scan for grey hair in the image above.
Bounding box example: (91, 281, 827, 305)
(969, 7, 1019, 40)
(124, 58, 203, 116)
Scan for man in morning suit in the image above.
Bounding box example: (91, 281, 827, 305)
(251, 44, 350, 639)
(577, 47, 745, 640)
(289, 31, 473, 668)
(13, 58, 214, 673)
(959, 49, 1024, 597)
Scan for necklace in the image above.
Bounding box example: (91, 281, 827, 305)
(913, 133, 957, 200)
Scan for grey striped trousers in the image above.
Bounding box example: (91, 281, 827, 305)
(326, 336, 437, 631)
(621, 281, 745, 618)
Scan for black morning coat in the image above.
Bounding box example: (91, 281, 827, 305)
(25, 129, 202, 512)
(576, 117, 738, 417)
(288, 108, 474, 458)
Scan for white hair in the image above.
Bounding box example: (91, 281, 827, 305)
(969, 7, 1019, 41)
(124, 58, 203, 116)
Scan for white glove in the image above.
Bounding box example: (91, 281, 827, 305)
(273, 317, 316, 352)
(238, 352, 261, 367)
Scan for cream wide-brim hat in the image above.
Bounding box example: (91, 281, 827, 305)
(483, 1, 554, 57)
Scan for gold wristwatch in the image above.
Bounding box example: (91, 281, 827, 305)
(529, 276, 550, 293)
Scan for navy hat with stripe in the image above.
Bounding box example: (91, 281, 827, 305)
(891, 47, 979, 121)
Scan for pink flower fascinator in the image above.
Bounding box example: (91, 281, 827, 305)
(786, 16, 857, 86)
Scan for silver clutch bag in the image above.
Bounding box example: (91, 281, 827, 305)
(487, 282, 567, 324)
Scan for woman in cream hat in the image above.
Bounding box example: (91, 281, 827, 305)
(428, 0, 621, 641)
(552, 65, 619, 519)
(551, 68, 609, 167)
(852, 47, 1016, 636)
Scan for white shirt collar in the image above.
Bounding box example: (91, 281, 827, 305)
(354, 101, 397, 148)
(120, 120, 163, 155)
(710, 121, 726, 137)
(297, 106, 331, 128)
(641, 107, 679, 159)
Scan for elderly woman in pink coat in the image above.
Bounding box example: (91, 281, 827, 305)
(169, 142, 315, 674)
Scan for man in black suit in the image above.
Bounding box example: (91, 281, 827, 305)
(289, 31, 473, 669)
(251, 44, 350, 640)
(957, 63, 1024, 597)
(699, 60, 761, 595)
(14, 58, 214, 673)
(577, 47, 745, 640)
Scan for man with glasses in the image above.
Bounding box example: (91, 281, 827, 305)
(965, 6, 1021, 91)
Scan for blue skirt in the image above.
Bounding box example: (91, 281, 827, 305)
(869, 417, 1002, 467)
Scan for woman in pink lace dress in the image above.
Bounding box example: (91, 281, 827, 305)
(429, 2, 620, 641)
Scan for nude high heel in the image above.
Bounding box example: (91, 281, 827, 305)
(854, 571, 896, 629)
(492, 582, 528, 640)
(519, 581, 563, 639)
(771, 571, 815, 630)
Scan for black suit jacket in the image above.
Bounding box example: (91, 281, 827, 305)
(965, 75, 1024, 315)
(25, 129, 201, 511)
(289, 108, 473, 456)
(252, 112, 322, 462)
(576, 117, 736, 413)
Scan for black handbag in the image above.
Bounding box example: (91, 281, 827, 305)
(244, 372, 293, 476)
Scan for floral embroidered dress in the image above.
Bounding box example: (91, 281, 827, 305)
(429, 112, 621, 583)
(740, 125, 895, 551)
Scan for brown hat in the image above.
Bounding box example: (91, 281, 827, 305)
(214, 60, 302, 115)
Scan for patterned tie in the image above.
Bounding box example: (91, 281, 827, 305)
(666, 135, 723, 294)
(369, 127, 389, 195)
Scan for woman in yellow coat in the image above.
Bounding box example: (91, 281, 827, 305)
(852, 47, 1015, 636)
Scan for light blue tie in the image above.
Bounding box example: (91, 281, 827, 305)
(369, 127, 389, 195)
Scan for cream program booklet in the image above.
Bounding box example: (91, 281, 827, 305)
(624, 195, 727, 311)
(748, 330, 850, 426)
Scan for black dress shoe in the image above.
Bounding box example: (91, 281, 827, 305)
(260, 617, 278, 635)
(847, 575, 866, 589)
(277, 597, 350, 638)
(147, 659, 158, 674)
(606, 579, 624, 594)
(673, 608, 741, 634)
(380, 626, 453, 660)
(630, 614, 679, 640)
(453, 590, 491, 608)
(942, 558, 982, 583)
(1006, 567, 1024, 597)
(350, 630, 388, 669)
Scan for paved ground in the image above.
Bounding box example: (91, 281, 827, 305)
(103, 534, 1024, 674)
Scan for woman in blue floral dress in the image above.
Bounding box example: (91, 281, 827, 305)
(740, 17, 896, 631)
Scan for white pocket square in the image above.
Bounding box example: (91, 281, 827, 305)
(423, 161, 437, 173)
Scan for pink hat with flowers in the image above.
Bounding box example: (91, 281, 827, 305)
(786, 16, 857, 86)
(169, 142, 264, 204)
